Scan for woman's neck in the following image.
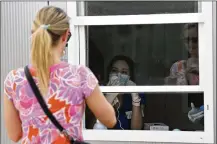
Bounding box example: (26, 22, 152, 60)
(52, 59, 62, 65)
(191, 55, 198, 59)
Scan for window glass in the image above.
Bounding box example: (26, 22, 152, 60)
(85, 92, 204, 131)
(85, 1, 198, 16)
(87, 23, 199, 86)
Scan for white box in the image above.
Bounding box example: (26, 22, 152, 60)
(144, 123, 169, 131)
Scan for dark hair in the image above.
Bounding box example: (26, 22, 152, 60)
(89, 40, 104, 81)
(107, 55, 135, 82)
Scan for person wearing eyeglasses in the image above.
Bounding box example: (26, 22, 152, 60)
(3, 6, 116, 144)
(165, 23, 204, 126)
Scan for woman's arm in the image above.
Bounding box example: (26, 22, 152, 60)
(4, 70, 22, 142)
(105, 93, 119, 105)
(131, 93, 143, 130)
(126, 80, 143, 130)
(86, 85, 117, 128)
(4, 95, 22, 142)
(79, 65, 117, 128)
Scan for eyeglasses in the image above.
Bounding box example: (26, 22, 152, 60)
(67, 31, 71, 42)
(66, 32, 71, 47)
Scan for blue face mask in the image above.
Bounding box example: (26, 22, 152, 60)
(109, 72, 130, 85)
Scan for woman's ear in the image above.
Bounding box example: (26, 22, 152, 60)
(61, 29, 70, 42)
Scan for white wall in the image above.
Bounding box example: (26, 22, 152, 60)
(213, 2, 217, 144)
(1, 2, 47, 144)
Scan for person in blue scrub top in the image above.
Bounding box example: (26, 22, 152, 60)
(105, 55, 145, 130)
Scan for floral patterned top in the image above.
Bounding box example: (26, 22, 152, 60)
(4, 62, 98, 144)
(169, 60, 188, 85)
(169, 59, 199, 85)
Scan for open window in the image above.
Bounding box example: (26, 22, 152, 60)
(67, 1, 215, 143)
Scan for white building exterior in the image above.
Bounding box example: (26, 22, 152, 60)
(1, 1, 216, 144)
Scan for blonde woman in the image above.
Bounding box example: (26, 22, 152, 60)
(165, 23, 203, 125)
(166, 23, 199, 85)
(3, 6, 116, 144)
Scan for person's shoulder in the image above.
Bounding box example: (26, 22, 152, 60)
(60, 63, 81, 72)
(71, 64, 92, 73)
(76, 64, 89, 70)
(139, 93, 146, 97)
(4, 67, 24, 83)
(66, 64, 94, 77)
(171, 60, 187, 67)
(67, 64, 86, 70)
(170, 60, 187, 73)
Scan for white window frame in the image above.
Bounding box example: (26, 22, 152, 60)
(67, 2, 214, 143)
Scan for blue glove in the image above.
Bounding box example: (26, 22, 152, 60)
(188, 103, 204, 123)
(200, 105, 204, 111)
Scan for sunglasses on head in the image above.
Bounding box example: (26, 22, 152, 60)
(65, 32, 71, 47)
(67, 31, 71, 42)
(183, 37, 198, 43)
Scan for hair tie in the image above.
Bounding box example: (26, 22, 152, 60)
(40, 24, 50, 30)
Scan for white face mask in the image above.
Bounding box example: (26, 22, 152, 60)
(109, 72, 130, 85)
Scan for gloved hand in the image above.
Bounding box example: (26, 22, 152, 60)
(127, 80, 141, 106)
(107, 74, 121, 86)
(106, 74, 120, 105)
(188, 103, 204, 123)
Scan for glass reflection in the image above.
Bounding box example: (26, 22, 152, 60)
(85, 23, 203, 130)
(165, 23, 199, 85)
(105, 55, 145, 130)
(85, 92, 204, 131)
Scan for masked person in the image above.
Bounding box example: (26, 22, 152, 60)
(165, 23, 204, 125)
(104, 55, 145, 130)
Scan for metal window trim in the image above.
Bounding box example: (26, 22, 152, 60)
(66, 1, 215, 143)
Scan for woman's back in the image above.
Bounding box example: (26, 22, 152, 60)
(4, 6, 116, 143)
(4, 62, 97, 143)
